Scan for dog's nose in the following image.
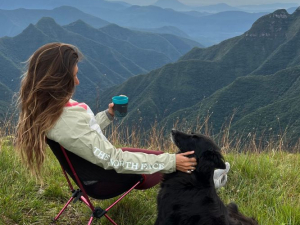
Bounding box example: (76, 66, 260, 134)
(171, 129, 176, 134)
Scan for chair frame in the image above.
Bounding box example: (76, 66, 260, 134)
(53, 145, 143, 225)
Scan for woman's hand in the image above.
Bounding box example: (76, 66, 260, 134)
(176, 151, 197, 174)
(108, 103, 114, 117)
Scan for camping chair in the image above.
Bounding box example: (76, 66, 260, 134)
(47, 139, 144, 225)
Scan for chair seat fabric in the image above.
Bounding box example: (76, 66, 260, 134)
(47, 139, 142, 199)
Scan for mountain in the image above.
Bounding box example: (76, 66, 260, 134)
(99, 24, 202, 58)
(0, 6, 110, 37)
(195, 3, 240, 13)
(132, 26, 191, 39)
(0, 17, 201, 116)
(238, 3, 299, 13)
(96, 9, 300, 144)
(287, 7, 298, 14)
(183, 11, 212, 18)
(160, 66, 300, 144)
(153, 0, 192, 11)
(0, 0, 129, 10)
(89, 5, 266, 46)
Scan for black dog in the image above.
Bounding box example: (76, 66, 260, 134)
(155, 130, 258, 225)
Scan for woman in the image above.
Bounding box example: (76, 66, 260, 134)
(15, 43, 201, 194)
(16, 43, 230, 195)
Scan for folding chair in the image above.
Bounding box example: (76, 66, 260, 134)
(47, 139, 144, 225)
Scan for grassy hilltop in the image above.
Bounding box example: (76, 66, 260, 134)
(1, 125, 300, 225)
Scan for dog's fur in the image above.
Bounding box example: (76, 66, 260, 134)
(155, 130, 258, 225)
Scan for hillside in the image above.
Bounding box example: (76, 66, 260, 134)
(97, 9, 300, 144)
(160, 66, 300, 143)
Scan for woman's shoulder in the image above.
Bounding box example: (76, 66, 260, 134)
(47, 102, 91, 140)
(65, 99, 88, 111)
(51, 100, 90, 128)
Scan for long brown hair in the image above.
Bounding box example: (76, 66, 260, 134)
(15, 42, 82, 176)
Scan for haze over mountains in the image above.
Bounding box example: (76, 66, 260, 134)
(98, 8, 300, 144)
(0, 6, 110, 37)
(1, 0, 297, 46)
(0, 5, 265, 46)
(153, 0, 298, 13)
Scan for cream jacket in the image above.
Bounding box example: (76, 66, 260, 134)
(46, 99, 176, 174)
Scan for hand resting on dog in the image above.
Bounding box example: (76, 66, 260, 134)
(176, 151, 197, 173)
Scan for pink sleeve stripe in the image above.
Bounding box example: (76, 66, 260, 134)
(65, 101, 88, 110)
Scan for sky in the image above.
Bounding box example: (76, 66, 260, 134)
(108, 0, 299, 6)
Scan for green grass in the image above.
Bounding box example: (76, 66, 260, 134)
(1, 138, 300, 225)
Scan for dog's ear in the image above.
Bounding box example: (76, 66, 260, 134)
(210, 150, 226, 169)
(198, 150, 226, 172)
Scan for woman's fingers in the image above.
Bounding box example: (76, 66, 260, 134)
(108, 103, 114, 116)
(175, 151, 197, 173)
(179, 151, 195, 156)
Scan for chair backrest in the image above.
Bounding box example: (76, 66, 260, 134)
(47, 138, 142, 199)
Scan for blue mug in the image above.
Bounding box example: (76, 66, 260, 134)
(112, 95, 128, 117)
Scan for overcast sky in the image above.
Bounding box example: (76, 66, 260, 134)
(108, 0, 299, 6)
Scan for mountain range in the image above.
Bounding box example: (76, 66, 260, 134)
(0, 0, 130, 10)
(0, 0, 280, 46)
(0, 6, 110, 37)
(153, 0, 298, 14)
(86, 5, 267, 46)
(0, 17, 200, 117)
(97, 8, 300, 145)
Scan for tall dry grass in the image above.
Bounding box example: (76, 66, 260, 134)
(104, 112, 300, 154)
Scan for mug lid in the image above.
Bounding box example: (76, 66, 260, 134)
(112, 95, 128, 104)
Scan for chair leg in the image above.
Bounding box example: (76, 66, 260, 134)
(87, 210, 117, 225)
(80, 196, 93, 208)
(87, 216, 94, 225)
(104, 214, 118, 225)
(53, 180, 141, 224)
(53, 196, 74, 221)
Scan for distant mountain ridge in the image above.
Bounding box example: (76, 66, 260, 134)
(0, 17, 201, 116)
(0, 6, 110, 37)
(153, 0, 191, 11)
(0, 0, 129, 10)
(1, 0, 293, 46)
(90, 5, 267, 46)
(97, 8, 300, 144)
(195, 3, 239, 13)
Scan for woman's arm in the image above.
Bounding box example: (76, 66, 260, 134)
(48, 105, 196, 174)
(94, 103, 114, 130)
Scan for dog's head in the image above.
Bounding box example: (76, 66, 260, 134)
(171, 129, 226, 173)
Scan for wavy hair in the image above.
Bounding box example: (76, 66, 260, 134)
(15, 42, 83, 177)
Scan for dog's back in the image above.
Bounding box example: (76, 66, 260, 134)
(156, 130, 230, 225)
(155, 130, 258, 225)
(156, 172, 230, 225)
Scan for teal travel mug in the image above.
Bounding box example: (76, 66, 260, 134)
(112, 95, 128, 117)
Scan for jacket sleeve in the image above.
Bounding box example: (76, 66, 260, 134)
(94, 110, 113, 130)
(47, 108, 176, 174)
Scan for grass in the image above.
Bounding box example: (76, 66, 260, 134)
(1, 134, 300, 225)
